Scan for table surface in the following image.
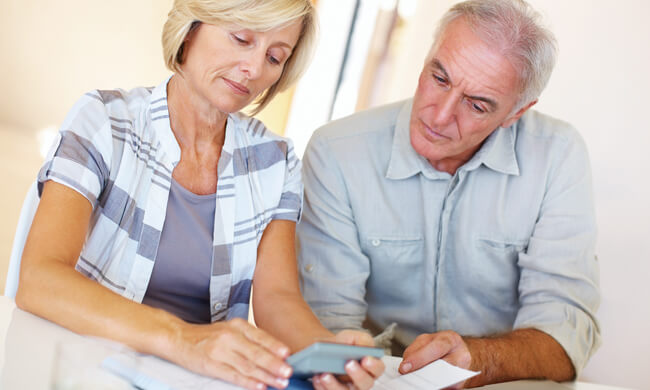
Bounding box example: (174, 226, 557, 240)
(0, 295, 631, 390)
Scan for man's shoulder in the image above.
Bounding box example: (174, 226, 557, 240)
(515, 110, 590, 174)
(311, 99, 410, 142)
(518, 109, 582, 143)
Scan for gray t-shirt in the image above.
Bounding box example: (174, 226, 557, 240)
(142, 177, 215, 323)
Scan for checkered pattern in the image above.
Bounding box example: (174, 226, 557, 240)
(38, 78, 302, 321)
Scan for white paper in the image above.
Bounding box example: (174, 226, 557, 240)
(103, 354, 242, 390)
(372, 356, 479, 390)
(103, 353, 478, 390)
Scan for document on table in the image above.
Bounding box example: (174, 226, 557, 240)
(372, 356, 479, 390)
(102, 353, 478, 390)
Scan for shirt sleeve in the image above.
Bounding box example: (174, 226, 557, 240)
(37, 91, 113, 208)
(297, 132, 370, 333)
(270, 138, 303, 222)
(513, 129, 601, 375)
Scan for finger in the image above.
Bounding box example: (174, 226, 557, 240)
(235, 337, 292, 379)
(344, 360, 374, 390)
(224, 333, 292, 381)
(319, 373, 348, 390)
(206, 361, 267, 390)
(232, 318, 291, 358)
(360, 356, 385, 379)
(335, 330, 374, 347)
(402, 334, 434, 359)
(312, 376, 326, 390)
(229, 349, 290, 389)
(400, 335, 456, 373)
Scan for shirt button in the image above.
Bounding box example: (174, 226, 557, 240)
(371, 239, 381, 247)
(304, 264, 314, 273)
(213, 302, 223, 311)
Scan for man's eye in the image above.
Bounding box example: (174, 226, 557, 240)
(433, 74, 446, 84)
(471, 102, 486, 113)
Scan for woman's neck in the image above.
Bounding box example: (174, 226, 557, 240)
(166, 74, 227, 151)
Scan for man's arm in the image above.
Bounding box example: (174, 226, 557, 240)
(400, 328, 573, 388)
(297, 132, 371, 333)
(402, 124, 599, 388)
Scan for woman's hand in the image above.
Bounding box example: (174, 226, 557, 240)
(312, 330, 385, 390)
(175, 317, 293, 390)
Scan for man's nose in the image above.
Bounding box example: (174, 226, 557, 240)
(431, 92, 458, 128)
(240, 50, 265, 80)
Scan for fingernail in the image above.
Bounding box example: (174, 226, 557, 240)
(322, 374, 334, 383)
(281, 365, 292, 377)
(345, 360, 359, 371)
(276, 378, 289, 388)
(279, 347, 290, 356)
(401, 362, 412, 373)
(256, 383, 265, 390)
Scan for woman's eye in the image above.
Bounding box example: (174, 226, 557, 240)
(233, 34, 249, 45)
(268, 55, 280, 65)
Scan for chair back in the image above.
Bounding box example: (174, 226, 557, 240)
(5, 182, 39, 299)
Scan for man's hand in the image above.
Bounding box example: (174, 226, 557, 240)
(399, 330, 472, 389)
(312, 330, 385, 390)
(397, 328, 576, 388)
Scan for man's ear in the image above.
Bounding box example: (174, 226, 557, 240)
(501, 100, 537, 128)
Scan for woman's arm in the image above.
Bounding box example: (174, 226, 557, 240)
(253, 219, 385, 390)
(252, 220, 332, 350)
(16, 181, 292, 390)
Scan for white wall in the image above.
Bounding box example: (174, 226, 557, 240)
(529, 1, 650, 388)
(378, 1, 650, 388)
(0, 0, 173, 131)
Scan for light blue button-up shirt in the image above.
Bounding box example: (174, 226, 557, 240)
(297, 99, 600, 372)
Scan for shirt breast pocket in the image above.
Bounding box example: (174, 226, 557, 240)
(362, 235, 424, 263)
(361, 235, 425, 300)
(472, 237, 528, 307)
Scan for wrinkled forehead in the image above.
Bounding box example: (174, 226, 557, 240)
(427, 18, 524, 95)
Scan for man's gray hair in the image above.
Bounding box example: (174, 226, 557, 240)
(433, 0, 557, 110)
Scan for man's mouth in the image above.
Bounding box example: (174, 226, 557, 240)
(423, 123, 449, 140)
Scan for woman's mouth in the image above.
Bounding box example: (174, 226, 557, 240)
(223, 78, 250, 95)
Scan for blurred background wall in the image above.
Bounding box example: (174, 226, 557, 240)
(0, 0, 648, 388)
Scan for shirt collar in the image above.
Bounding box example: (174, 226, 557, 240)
(386, 98, 520, 179)
(464, 123, 520, 176)
(149, 76, 180, 165)
(386, 99, 448, 180)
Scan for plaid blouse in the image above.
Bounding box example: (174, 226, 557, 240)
(38, 78, 302, 321)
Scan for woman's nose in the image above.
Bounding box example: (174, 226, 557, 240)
(239, 50, 265, 80)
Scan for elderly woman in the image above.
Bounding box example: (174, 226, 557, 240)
(15, 1, 384, 389)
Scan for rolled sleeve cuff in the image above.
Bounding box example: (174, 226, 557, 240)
(514, 301, 601, 375)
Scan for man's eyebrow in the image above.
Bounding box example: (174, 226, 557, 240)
(431, 58, 499, 112)
(431, 59, 450, 81)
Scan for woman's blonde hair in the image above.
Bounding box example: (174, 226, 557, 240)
(162, 0, 318, 114)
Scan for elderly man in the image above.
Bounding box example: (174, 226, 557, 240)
(297, 0, 600, 387)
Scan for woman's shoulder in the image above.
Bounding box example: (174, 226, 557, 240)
(78, 86, 155, 122)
